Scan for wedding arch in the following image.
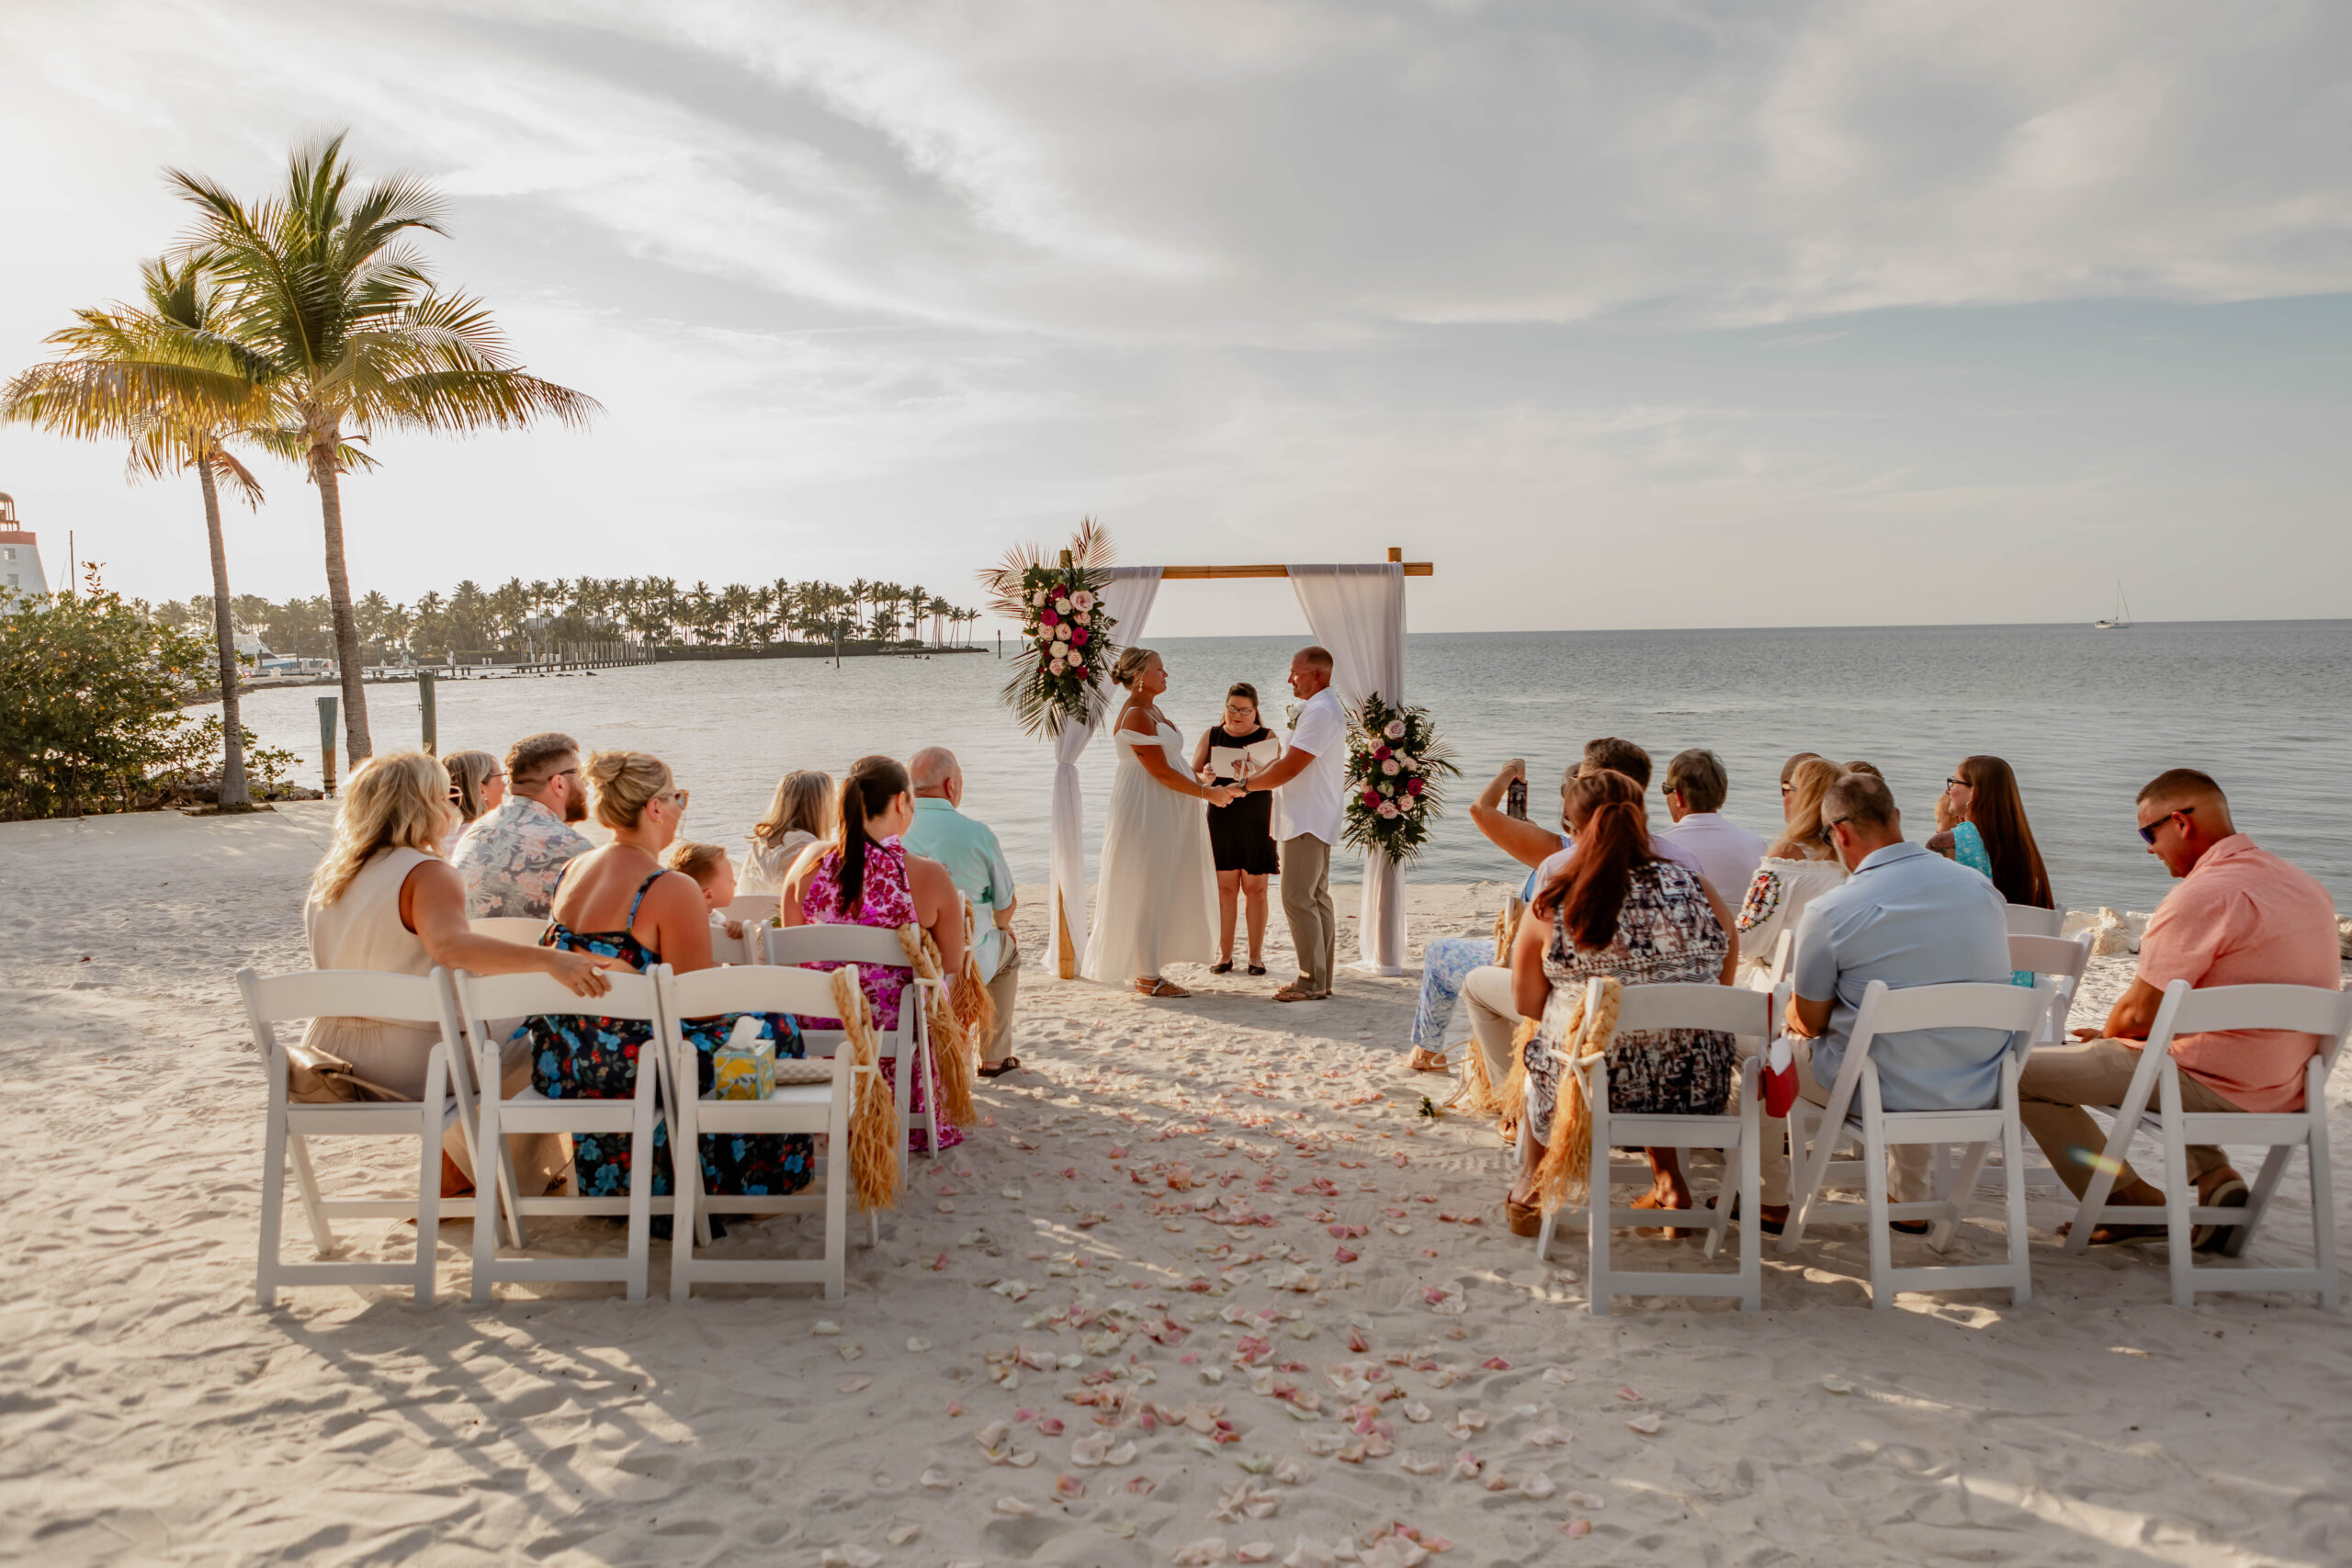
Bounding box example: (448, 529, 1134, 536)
(1044, 547, 1435, 982)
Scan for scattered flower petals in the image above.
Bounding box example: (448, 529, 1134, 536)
(810, 1320, 842, 1336)
(995, 1496, 1034, 1516)
(820, 1548, 879, 1568)
(838, 1376, 872, 1393)
(1480, 1358, 1510, 1371)
(920, 1468, 955, 1489)
(1823, 1376, 1853, 1394)
(906, 1337, 932, 1352)
(1172, 1539, 1231, 1565)
(1564, 1517, 1591, 1538)
(887, 1522, 921, 1546)
(1524, 1427, 1571, 1447)
(1519, 1473, 1556, 1499)
(1625, 1414, 1664, 1436)
(1055, 1473, 1086, 1500)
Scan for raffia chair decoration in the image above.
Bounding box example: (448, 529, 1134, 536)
(894, 917, 982, 1130)
(831, 965, 901, 1211)
(1530, 975, 1623, 1210)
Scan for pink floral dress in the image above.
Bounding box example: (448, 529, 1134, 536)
(799, 840, 961, 1152)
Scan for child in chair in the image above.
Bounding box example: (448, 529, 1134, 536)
(664, 840, 744, 942)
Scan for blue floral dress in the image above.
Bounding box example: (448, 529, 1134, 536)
(526, 871, 813, 1200)
(1951, 822, 2037, 987)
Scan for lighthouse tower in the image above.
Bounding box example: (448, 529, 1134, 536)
(0, 493, 51, 608)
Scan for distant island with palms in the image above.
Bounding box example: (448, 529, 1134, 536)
(150, 573, 987, 668)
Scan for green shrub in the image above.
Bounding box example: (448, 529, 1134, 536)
(0, 571, 213, 818)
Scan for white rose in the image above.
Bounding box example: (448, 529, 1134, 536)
(1051, 639, 1070, 659)
(1055, 597, 1072, 615)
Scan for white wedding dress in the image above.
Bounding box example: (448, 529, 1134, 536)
(1081, 715, 1217, 983)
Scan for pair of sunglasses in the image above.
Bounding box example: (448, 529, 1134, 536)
(2138, 804, 2192, 845)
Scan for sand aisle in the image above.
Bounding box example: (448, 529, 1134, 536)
(2, 807, 2346, 1566)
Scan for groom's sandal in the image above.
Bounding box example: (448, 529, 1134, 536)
(1273, 984, 1327, 1002)
(1138, 978, 1192, 998)
(978, 1056, 1022, 1078)
(1406, 1047, 1451, 1073)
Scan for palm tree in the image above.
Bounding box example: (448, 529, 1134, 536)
(170, 133, 599, 761)
(3, 255, 270, 806)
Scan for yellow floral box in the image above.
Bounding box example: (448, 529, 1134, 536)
(712, 1035, 775, 1100)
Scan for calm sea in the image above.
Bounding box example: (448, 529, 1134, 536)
(204, 621, 2352, 917)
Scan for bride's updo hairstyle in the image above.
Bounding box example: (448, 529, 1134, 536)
(832, 753, 912, 917)
(585, 750, 673, 831)
(1112, 647, 1158, 691)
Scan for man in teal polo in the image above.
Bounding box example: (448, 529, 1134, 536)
(903, 747, 1023, 1074)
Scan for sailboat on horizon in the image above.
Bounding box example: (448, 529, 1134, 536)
(2095, 581, 2133, 630)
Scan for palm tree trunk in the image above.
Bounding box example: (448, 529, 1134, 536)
(312, 448, 372, 761)
(198, 459, 250, 807)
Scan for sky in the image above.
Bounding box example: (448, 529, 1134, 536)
(2, 0, 2348, 637)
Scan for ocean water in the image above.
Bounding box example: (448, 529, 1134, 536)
(206, 620, 2352, 917)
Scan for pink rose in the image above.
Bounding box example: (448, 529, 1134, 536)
(1384, 719, 1406, 740)
(1376, 800, 1399, 819)
(1073, 589, 1095, 612)
(1069, 651, 1085, 669)
(1049, 658, 1067, 674)
(1380, 759, 1400, 776)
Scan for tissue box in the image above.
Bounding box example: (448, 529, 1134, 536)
(712, 1033, 775, 1100)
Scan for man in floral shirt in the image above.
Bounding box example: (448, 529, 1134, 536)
(452, 732, 594, 919)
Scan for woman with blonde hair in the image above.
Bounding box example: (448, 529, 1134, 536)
(441, 749, 505, 847)
(1080, 647, 1234, 997)
(526, 750, 815, 1203)
(302, 751, 610, 1194)
(741, 768, 833, 895)
(1733, 754, 1847, 987)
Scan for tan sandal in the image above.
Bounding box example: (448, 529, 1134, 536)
(1406, 1047, 1451, 1073)
(1505, 1192, 1543, 1237)
(1136, 977, 1191, 998)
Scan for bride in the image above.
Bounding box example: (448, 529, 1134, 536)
(1081, 647, 1238, 997)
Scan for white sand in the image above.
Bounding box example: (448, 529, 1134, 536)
(3, 805, 2347, 1566)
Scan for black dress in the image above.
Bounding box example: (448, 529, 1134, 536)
(1201, 725, 1281, 875)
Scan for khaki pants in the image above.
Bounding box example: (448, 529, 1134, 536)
(1736, 1036, 1931, 1207)
(984, 932, 1021, 1066)
(1462, 964, 1524, 1089)
(2019, 1037, 2245, 1198)
(1280, 834, 1335, 995)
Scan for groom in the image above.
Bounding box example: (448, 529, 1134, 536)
(1235, 646, 1346, 1001)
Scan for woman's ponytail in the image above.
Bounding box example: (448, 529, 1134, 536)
(833, 754, 912, 916)
(1535, 770, 1658, 952)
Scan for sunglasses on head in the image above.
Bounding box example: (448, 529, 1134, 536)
(2138, 804, 2192, 845)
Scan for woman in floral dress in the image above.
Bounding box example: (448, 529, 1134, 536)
(1502, 769, 1739, 1235)
(526, 750, 811, 1203)
(780, 754, 969, 1153)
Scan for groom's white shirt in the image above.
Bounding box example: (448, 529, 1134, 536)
(1275, 687, 1348, 844)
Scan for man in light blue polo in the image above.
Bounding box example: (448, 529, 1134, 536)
(1758, 770, 2013, 1227)
(901, 747, 1023, 1074)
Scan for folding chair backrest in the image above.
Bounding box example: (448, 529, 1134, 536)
(2166, 983, 2352, 1071)
(469, 916, 552, 945)
(724, 895, 780, 928)
(2008, 933, 2090, 984)
(764, 923, 910, 969)
(1767, 929, 1794, 985)
(668, 962, 853, 1021)
(1857, 978, 2049, 1040)
(458, 968, 662, 1029)
(707, 917, 761, 967)
(2005, 904, 2064, 938)
(243, 966, 452, 1030)
(1608, 981, 1776, 1041)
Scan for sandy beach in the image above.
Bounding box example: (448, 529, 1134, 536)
(4, 804, 2347, 1567)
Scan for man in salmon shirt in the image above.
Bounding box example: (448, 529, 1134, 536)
(2021, 769, 2343, 1247)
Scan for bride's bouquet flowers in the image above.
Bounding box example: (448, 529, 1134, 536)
(980, 518, 1121, 739)
(1342, 694, 1458, 864)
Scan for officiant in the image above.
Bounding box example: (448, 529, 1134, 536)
(1192, 682, 1283, 976)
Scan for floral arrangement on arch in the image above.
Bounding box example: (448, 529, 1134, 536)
(1342, 694, 1459, 865)
(978, 518, 1121, 740)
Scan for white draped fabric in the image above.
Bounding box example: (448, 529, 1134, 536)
(1288, 563, 1408, 975)
(1050, 566, 1162, 973)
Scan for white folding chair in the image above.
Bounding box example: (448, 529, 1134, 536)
(1938, 932, 2096, 1199)
(661, 964, 870, 1299)
(1779, 979, 2051, 1308)
(240, 965, 498, 1306)
(707, 916, 762, 967)
(2005, 904, 2064, 939)
(458, 968, 675, 1302)
(1530, 980, 1771, 1313)
(469, 916, 552, 945)
(723, 895, 781, 929)
(2061, 979, 2350, 1309)
(764, 924, 940, 1163)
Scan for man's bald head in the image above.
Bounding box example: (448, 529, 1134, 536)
(910, 747, 961, 797)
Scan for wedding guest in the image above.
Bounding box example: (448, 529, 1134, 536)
(1407, 757, 1566, 1072)
(2022, 770, 2340, 1245)
(1192, 682, 1283, 976)
(1781, 751, 1826, 796)
(441, 749, 504, 848)
(304, 751, 608, 1199)
(1734, 755, 1847, 987)
(1930, 754, 2054, 910)
(530, 750, 813, 1201)
(663, 840, 744, 941)
(1082, 649, 1232, 997)
(741, 768, 832, 896)
(1655, 748, 1768, 900)
(1761, 771, 2014, 1232)
(453, 731, 594, 919)
(782, 754, 970, 1149)
(902, 746, 1023, 1075)
(1841, 760, 1883, 779)
(1499, 769, 1738, 1235)
(1233, 647, 1345, 1002)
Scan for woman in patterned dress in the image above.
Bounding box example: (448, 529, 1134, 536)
(778, 754, 969, 1153)
(1733, 755, 1846, 988)
(525, 750, 813, 1204)
(1502, 769, 1739, 1235)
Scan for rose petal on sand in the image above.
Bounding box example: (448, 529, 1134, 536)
(810, 1320, 842, 1336)
(1055, 1473, 1086, 1500)
(1542, 1368, 1576, 1385)
(1615, 1385, 1641, 1402)
(995, 1496, 1035, 1516)
(1519, 1473, 1556, 1499)
(1626, 1414, 1664, 1436)
(1398, 1454, 1443, 1476)
(1272, 1456, 1308, 1485)
(1564, 1518, 1591, 1538)
(887, 1522, 921, 1546)
(1479, 1358, 1510, 1371)
(920, 1468, 955, 1489)
(906, 1337, 932, 1353)
(1524, 1427, 1571, 1446)
(820, 1548, 880, 1568)
(837, 1376, 872, 1393)
(1402, 1402, 1432, 1424)
(1823, 1376, 1853, 1394)
(1237, 1546, 1276, 1564)
(1125, 1474, 1158, 1495)
(1172, 1539, 1230, 1564)
(977, 1420, 1011, 1450)
(1566, 1490, 1605, 1509)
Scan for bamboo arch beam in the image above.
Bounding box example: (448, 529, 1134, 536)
(1048, 545, 1434, 977)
